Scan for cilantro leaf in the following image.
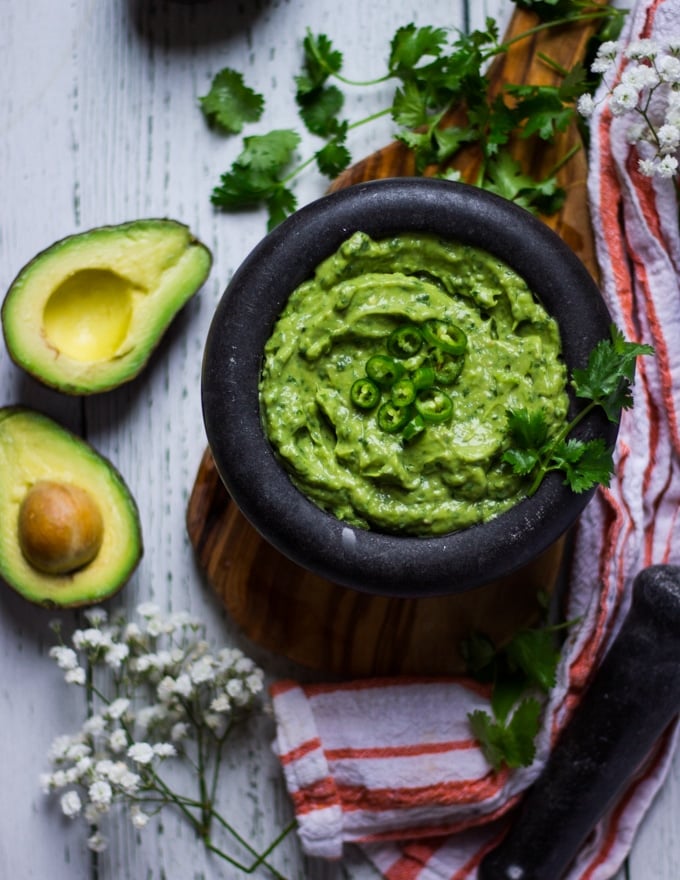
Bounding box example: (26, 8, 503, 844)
(433, 125, 477, 164)
(506, 628, 560, 692)
(506, 408, 549, 451)
(550, 437, 614, 493)
(467, 96, 517, 158)
(572, 326, 654, 420)
(465, 620, 566, 770)
(558, 62, 590, 103)
(491, 673, 529, 724)
(238, 129, 300, 171)
(265, 187, 298, 231)
(315, 138, 352, 178)
(483, 151, 565, 214)
(199, 68, 265, 134)
(298, 31, 343, 94)
(297, 84, 345, 137)
(211, 130, 300, 229)
(211, 167, 278, 209)
(505, 83, 575, 141)
(388, 24, 448, 75)
(391, 80, 431, 129)
(460, 632, 496, 677)
(503, 447, 540, 476)
(469, 698, 542, 771)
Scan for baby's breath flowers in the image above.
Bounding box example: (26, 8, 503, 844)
(578, 37, 680, 180)
(42, 604, 293, 878)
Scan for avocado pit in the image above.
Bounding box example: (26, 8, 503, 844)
(18, 480, 104, 575)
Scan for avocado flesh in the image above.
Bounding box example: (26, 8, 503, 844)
(1, 219, 212, 394)
(0, 407, 143, 607)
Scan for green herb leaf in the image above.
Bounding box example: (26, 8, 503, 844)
(550, 437, 614, 493)
(433, 125, 477, 164)
(211, 130, 300, 228)
(297, 84, 345, 137)
(572, 326, 655, 421)
(265, 187, 298, 231)
(506, 408, 550, 450)
(483, 151, 565, 214)
(388, 24, 448, 75)
(505, 83, 575, 141)
(460, 632, 497, 677)
(298, 31, 343, 94)
(391, 80, 431, 129)
(469, 698, 542, 771)
(238, 129, 301, 171)
(199, 68, 265, 134)
(315, 138, 352, 177)
(506, 628, 560, 692)
(503, 446, 540, 476)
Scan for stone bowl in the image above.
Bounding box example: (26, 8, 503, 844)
(201, 178, 616, 597)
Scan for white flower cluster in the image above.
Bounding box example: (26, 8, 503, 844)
(42, 604, 266, 854)
(578, 37, 680, 179)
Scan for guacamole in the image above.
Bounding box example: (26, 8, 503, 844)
(259, 231, 569, 536)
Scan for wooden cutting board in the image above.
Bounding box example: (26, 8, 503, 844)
(186, 3, 605, 676)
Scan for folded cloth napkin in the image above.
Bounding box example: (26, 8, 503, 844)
(271, 1, 680, 875)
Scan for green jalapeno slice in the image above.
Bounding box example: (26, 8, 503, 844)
(350, 377, 381, 410)
(411, 364, 436, 391)
(391, 377, 416, 408)
(429, 348, 464, 385)
(402, 414, 426, 443)
(415, 388, 453, 423)
(377, 401, 413, 433)
(366, 355, 405, 388)
(422, 319, 467, 355)
(387, 324, 423, 359)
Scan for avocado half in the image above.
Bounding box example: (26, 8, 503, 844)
(0, 406, 143, 607)
(1, 219, 212, 394)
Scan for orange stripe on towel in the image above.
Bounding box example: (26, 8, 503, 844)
(278, 736, 323, 766)
(336, 768, 510, 814)
(325, 739, 480, 762)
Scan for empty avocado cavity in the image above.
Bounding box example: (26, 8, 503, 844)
(2, 218, 212, 394)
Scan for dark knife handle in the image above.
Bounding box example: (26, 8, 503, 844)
(479, 564, 680, 880)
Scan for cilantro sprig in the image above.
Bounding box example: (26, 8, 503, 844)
(464, 622, 567, 771)
(503, 325, 655, 496)
(465, 593, 581, 773)
(199, 2, 624, 230)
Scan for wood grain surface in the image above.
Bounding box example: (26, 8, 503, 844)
(186, 3, 605, 678)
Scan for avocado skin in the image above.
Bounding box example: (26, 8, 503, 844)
(1, 218, 212, 395)
(0, 406, 143, 608)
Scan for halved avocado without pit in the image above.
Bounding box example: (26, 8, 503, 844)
(0, 407, 143, 608)
(1, 219, 212, 394)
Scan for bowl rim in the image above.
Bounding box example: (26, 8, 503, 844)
(202, 177, 616, 597)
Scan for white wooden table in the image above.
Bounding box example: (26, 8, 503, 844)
(1, 0, 677, 877)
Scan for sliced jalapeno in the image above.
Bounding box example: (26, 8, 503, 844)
(350, 377, 381, 410)
(391, 377, 416, 408)
(429, 348, 464, 386)
(387, 324, 424, 359)
(422, 319, 467, 355)
(366, 355, 405, 388)
(411, 363, 436, 391)
(377, 401, 412, 433)
(415, 388, 453, 423)
(402, 414, 426, 443)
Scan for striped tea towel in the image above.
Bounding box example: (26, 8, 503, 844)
(271, 1, 680, 875)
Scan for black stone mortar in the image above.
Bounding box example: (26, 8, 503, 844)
(201, 178, 616, 597)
